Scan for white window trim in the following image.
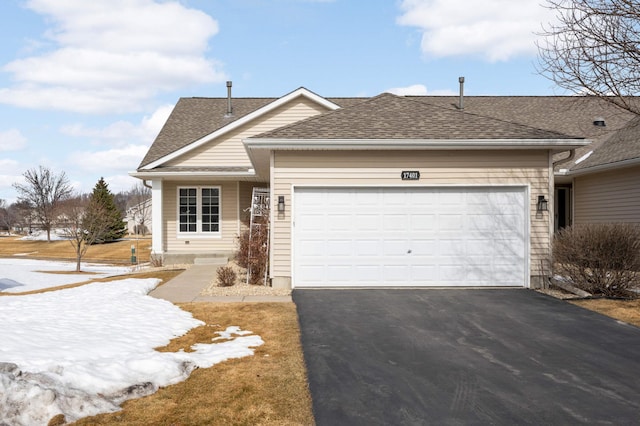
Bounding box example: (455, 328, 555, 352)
(176, 186, 222, 238)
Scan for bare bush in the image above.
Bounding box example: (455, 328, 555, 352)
(149, 252, 163, 267)
(235, 216, 269, 285)
(217, 266, 237, 287)
(553, 223, 640, 297)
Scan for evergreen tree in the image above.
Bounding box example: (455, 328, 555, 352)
(86, 177, 126, 242)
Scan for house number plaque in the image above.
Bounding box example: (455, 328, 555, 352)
(401, 171, 420, 180)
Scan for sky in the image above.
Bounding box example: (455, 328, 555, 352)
(0, 267, 263, 424)
(0, 0, 562, 204)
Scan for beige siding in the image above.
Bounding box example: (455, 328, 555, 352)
(272, 150, 551, 283)
(166, 98, 329, 167)
(574, 165, 640, 224)
(162, 181, 239, 254)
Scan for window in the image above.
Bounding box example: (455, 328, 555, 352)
(178, 187, 220, 235)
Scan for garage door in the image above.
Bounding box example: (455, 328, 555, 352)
(293, 187, 527, 287)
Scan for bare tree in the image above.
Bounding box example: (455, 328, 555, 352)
(59, 195, 111, 272)
(12, 200, 34, 234)
(13, 166, 73, 242)
(0, 199, 7, 233)
(127, 181, 152, 235)
(538, 0, 640, 115)
(0, 200, 19, 234)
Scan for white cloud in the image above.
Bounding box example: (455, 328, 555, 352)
(68, 144, 149, 174)
(102, 174, 141, 195)
(0, 159, 23, 198)
(386, 84, 456, 96)
(0, 1, 225, 113)
(387, 84, 429, 96)
(61, 104, 173, 147)
(0, 129, 28, 151)
(397, 0, 553, 62)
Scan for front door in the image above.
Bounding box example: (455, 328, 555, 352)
(554, 187, 572, 232)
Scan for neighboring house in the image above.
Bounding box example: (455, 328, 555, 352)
(125, 198, 152, 235)
(132, 84, 639, 290)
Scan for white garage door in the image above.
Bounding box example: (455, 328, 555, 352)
(293, 187, 527, 287)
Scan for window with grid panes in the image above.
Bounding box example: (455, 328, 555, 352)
(178, 187, 220, 234)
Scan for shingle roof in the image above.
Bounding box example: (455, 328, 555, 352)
(138, 96, 367, 168)
(138, 91, 638, 173)
(572, 116, 640, 170)
(251, 93, 577, 141)
(412, 96, 636, 170)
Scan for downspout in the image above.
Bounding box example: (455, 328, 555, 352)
(553, 149, 576, 168)
(142, 180, 152, 189)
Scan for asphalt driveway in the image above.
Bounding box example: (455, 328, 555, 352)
(293, 289, 640, 425)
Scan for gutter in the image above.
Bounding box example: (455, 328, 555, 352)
(564, 156, 640, 176)
(244, 138, 590, 151)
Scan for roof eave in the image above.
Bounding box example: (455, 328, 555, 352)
(243, 137, 590, 180)
(567, 156, 640, 176)
(140, 88, 341, 170)
(244, 138, 590, 150)
(129, 170, 259, 181)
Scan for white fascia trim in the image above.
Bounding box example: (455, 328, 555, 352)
(130, 171, 256, 179)
(566, 156, 640, 176)
(244, 138, 590, 150)
(141, 88, 341, 170)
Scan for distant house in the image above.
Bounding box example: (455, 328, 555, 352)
(125, 198, 152, 235)
(131, 84, 639, 290)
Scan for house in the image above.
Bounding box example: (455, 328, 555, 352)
(132, 83, 639, 290)
(125, 198, 152, 235)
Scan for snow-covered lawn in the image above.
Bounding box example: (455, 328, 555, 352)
(18, 229, 69, 241)
(0, 272, 263, 425)
(0, 258, 133, 293)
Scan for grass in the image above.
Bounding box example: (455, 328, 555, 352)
(0, 235, 152, 264)
(571, 298, 640, 328)
(2, 264, 314, 425)
(3, 235, 634, 425)
(72, 302, 314, 426)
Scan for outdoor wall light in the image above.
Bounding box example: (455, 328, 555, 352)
(277, 196, 285, 213)
(537, 195, 549, 212)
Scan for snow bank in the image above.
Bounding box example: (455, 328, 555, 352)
(0, 279, 263, 425)
(0, 258, 132, 293)
(19, 230, 69, 241)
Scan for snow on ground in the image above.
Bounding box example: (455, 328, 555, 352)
(19, 230, 69, 241)
(0, 278, 264, 425)
(0, 258, 133, 293)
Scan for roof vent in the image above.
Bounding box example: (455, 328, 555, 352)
(458, 76, 465, 110)
(593, 117, 606, 127)
(225, 81, 233, 116)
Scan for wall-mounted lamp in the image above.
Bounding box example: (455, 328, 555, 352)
(277, 196, 285, 213)
(537, 195, 548, 212)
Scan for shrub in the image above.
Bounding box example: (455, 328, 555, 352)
(235, 216, 269, 285)
(553, 223, 640, 297)
(149, 252, 163, 267)
(217, 266, 237, 287)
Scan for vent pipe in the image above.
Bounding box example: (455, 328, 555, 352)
(226, 81, 233, 116)
(458, 76, 465, 110)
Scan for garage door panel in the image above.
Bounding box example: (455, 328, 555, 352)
(355, 214, 380, 230)
(354, 240, 380, 256)
(326, 240, 352, 256)
(294, 187, 527, 287)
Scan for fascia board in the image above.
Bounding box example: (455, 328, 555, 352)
(129, 170, 257, 179)
(566, 156, 640, 176)
(244, 138, 591, 150)
(141, 88, 341, 170)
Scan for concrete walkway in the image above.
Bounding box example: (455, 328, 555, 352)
(148, 264, 292, 303)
